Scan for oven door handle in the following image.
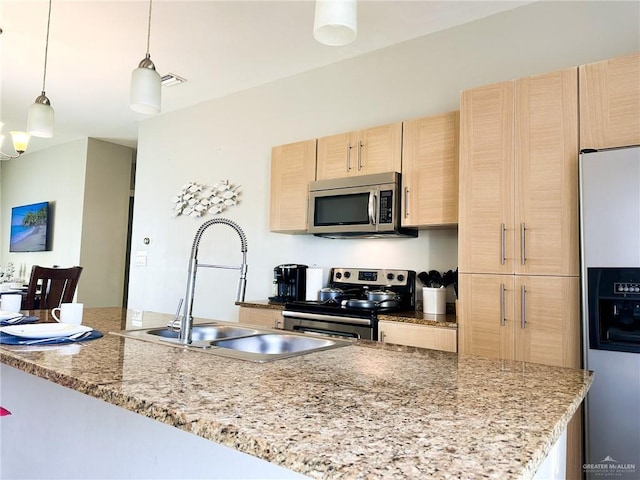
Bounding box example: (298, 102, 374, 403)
(283, 310, 373, 326)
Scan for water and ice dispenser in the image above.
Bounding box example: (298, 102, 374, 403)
(587, 267, 640, 354)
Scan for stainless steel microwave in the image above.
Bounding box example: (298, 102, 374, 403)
(307, 172, 418, 238)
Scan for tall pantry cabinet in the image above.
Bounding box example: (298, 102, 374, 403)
(457, 67, 581, 479)
(457, 67, 580, 367)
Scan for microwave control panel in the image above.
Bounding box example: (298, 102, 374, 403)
(379, 190, 393, 224)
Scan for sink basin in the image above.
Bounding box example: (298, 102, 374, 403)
(147, 325, 260, 341)
(110, 322, 352, 362)
(212, 333, 335, 354)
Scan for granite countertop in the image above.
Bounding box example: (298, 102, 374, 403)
(237, 301, 458, 329)
(0, 307, 592, 479)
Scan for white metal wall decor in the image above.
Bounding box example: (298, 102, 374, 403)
(171, 180, 241, 218)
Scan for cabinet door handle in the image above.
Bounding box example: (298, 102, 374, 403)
(500, 283, 506, 326)
(520, 222, 526, 265)
(347, 144, 353, 172)
(358, 141, 364, 170)
(380, 330, 385, 343)
(520, 284, 527, 329)
(500, 223, 506, 265)
(404, 187, 410, 218)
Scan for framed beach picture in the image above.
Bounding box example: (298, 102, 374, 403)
(9, 202, 51, 252)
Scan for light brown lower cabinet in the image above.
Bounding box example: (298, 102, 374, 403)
(238, 307, 284, 329)
(458, 273, 580, 367)
(378, 321, 457, 353)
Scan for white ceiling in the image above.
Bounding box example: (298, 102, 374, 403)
(0, 1, 531, 155)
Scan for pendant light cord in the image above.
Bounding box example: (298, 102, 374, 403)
(145, 0, 153, 56)
(40, 0, 52, 94)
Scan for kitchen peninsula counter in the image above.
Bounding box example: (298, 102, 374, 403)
(0, 308, 591, 479)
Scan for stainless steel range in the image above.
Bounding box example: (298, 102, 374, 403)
(283, 267, 416, 340)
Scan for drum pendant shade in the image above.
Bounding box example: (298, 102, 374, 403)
(313, 0, 357, 46)
(27, 96, 54, 138)
(130, 59, 161, 114)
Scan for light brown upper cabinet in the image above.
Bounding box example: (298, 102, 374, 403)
(579, 53, 640, 150)
(459, 68, 579, 277)
(316, 122, 402, 180)
(269, 139, 317, 233)
(401, 111, 459, 228)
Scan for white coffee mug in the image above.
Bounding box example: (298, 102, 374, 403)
(1, 294, 22, 313)
(52, 303, 84, 325)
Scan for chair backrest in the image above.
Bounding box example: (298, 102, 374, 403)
(24, 266, 83, 310)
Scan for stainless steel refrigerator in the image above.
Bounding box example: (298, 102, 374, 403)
(580, 146, 640, 479)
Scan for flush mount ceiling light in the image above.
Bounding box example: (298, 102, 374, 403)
(27, 0, 55, 138)
(0, 131, 31, 160)
(313, 0, 357, 47)
(130, 0, 161, 114)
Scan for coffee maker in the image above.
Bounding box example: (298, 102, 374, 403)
(268, 264, 307, 303)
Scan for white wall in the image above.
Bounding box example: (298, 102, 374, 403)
(78, 139, 134, 307)
(128, 1, 640, 322)
(0, 139, 88, 278)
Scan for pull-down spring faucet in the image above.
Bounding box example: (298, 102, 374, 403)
(177, 218, 248, 344)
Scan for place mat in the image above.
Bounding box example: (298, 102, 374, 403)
(0, 329, 103, 346)
(0, 316, 40, 327)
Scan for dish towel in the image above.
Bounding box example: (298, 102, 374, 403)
(0, 329, 103, 345)
(0, 316, 40, 327)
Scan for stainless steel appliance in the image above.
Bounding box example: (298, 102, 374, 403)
(580, 146, 640, 477)
(268, 264, 307, 304)
(283, 267, 416, 340)
(307, 172, 418, 238)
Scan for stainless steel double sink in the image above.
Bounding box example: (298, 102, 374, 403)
(111, 323, 352, 362)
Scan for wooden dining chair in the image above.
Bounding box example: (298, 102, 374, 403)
(23, 266, 83, 310)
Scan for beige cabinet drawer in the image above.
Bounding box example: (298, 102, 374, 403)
(378, 321, 457, 353)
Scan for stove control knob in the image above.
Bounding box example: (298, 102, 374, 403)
(344, 271, 351, 279)
(387, 273, 395, 281)
(397, 274, 405, 282)
(335, 272, 342, 279)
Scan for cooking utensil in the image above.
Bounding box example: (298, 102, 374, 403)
(341, 298, 401, 309)
(366, 290, 400, 303)
(319, 287, 344, 302)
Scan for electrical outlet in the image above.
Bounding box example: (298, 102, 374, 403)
(131, 310, 143, 327)
(135, 251, 148, 267)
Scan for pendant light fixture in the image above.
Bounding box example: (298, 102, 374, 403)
(0, 131, 31, 160)
(129, 0, 161, 114)
(27, 0, 55, 138)
(313, 0, 357, 47)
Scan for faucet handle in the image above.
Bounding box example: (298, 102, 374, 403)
(168, 298, 184, 331)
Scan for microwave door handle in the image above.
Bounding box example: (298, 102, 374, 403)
(368, 192, 377, 225)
